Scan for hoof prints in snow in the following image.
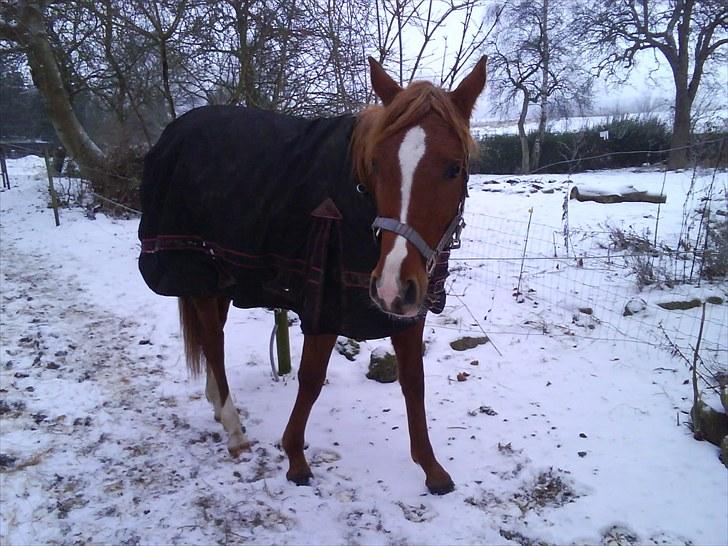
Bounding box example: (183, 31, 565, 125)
(396, 501, 437, 522)
(511, 468, 580, 513)
(2, 161, 725, 545)
(0, 241, 279, 543)
(467, 468, 581, 546)
(1, 241, 170, 541)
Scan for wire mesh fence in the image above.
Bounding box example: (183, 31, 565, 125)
(448, 212, 725, 340)
(5, 140, 727, 392)
(439, 182, 727, 396)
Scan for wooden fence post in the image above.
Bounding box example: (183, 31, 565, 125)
(275, 309, 291, 375)
(43, 150, 60, 226)
(0, 146, 10, 189)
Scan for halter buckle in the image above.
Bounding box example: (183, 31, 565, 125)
(372, 226, 381, 242)
(450, 217, 465, 250)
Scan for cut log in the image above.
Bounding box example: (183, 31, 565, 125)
(570, 185, 666, 204)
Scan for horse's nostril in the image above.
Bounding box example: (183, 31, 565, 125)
(403, 279, 418, 306)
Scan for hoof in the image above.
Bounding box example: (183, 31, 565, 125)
(286, 469, 313, 486)
(228, 438, 252, 458)
(426, 478, 455, 495)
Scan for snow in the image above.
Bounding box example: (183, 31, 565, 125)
(1, 156, 726, 545)
(472, 110, 728, 138)
(573, 184, 658, 197)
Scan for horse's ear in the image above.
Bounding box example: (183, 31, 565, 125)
(449, 56, 487, 120)
(368, 57, 402, 106)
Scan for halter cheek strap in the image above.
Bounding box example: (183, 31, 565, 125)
(371, 168, 469, 276)
(372, 217, 436, 262)
(372, 206, 465, 275)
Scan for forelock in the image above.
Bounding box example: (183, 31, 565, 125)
(352, 81, 475, 183)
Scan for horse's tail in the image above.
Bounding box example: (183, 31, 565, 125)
(178, 296, 204, 377)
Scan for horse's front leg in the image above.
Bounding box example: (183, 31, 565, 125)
(282, 333, 337, 485)
(391, 319, 454, 494)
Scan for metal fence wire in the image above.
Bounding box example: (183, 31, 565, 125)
(446, 212, 726, 350)
(5, 139, 727, 391)
(439, 160, 727, 395)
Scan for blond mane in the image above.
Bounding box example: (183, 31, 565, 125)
(351, 81, 475, 183)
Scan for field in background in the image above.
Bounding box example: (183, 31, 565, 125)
(472, 109, 728, 138)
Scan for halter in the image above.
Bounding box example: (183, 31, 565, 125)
(371, 169, 469, 276)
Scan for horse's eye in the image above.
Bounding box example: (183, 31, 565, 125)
(444, 164, 461, 179)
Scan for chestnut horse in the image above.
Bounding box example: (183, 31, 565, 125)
(139, 57, 486, 494)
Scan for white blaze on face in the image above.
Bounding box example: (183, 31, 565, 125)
(377, 125, 427, 307)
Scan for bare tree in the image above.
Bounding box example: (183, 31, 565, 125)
(487, 0, 591, 173)
(488, 34, 541, 173)
(298, 0, 372, 113)
(372, 0, 494, 96)
(0, 0, 107, 180)
(117, 0, 189, 121)
(438, 1, 501, 90)
(373, 0, 418, 84)
(1, 0, 504, 198)
(185, 0, 317, 111)
(573, 0, 728, 169)
(82, 0, 163, 146)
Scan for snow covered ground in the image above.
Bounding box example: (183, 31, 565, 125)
(472, 110, 728, 138)
(1, 156, 726, 545)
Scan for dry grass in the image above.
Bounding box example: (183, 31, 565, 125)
(0, 448, 54, 474)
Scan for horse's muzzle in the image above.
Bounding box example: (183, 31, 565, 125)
(369, 275, 420, 317)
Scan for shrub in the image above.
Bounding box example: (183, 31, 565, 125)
(604, 223, 656, 254)
(692, 132, 728, 168)
(472, 116, 673, 174)
(702, 216, 728, 279)
(92, 145, 145, 212)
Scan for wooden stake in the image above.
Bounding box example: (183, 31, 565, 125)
(275, 309, 291, 375)
(43, 150, 60, 226)
(515, 207, 533, 303)
(0, 146, 10, 189)
(691, 303, 707, 438)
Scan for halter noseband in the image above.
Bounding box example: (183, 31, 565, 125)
(371, 170, 469, 276)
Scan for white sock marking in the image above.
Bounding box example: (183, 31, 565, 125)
(378, 126, 427, 306)
(221, 395, 248, 455)
(205, 366, 222, 421)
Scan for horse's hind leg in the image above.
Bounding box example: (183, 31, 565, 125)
(205, 365, 222, 422)
(202, 297, 232, 422)
(391, 319, 454, 495)
(180, 296, 250, 457)
(282, 334, 337, 485)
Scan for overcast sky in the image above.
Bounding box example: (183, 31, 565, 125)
(471, 48, 728, 123)
(396, 3, 728, 124)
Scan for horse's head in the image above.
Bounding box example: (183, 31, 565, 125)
(355, 57, 487, 318)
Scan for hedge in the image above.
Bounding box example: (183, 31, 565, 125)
(469, 116, 722, 174)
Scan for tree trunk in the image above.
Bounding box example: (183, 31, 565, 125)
(669, 86, 692, 169)
(531, 0, 549, 171)
(102, 0, 130, 145)
(531, 106, 548, 172)
(518, 89, 530, 174)
(396, 0, 404, 86)
(20, 2, 106, 182)
(160, 37, 176, 120)
(667, 1, 693, 170)
(232, 0, 255, 106)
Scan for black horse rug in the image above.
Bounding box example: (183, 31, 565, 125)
(138, 105, 450, 340)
